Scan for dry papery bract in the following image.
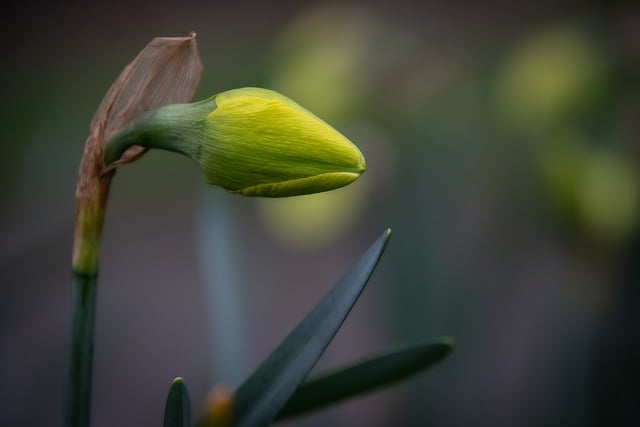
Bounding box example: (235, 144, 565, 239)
(76, 33, 203, 199)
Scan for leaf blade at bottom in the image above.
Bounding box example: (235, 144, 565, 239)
(277, 337, 454, 420)
(164, 377, 191, 427)
(231, 229, 392, 427)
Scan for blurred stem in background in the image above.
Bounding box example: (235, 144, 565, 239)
(196, 191, 248, 386)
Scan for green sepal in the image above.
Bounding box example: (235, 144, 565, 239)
(276, 337, 455, 420)
(230, 229, 391, 427)
(164, 377, 192, 427)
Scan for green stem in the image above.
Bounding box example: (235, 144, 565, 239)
(65, 170, 112, 427)
(65, 272, 98, 427)
(103, 98, 216, 166)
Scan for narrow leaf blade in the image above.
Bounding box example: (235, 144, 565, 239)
(231, 229, 392, 427)
(164, 377, 191, 427)
(277, 337, 455, 420)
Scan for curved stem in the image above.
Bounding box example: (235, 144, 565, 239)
(63, 32, 203, 427)
(103, 98, 216, 166)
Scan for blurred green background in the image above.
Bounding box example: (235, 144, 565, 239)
(2, 1, 640, 426)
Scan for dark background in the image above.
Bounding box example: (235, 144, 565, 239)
(2, 1, 640, 426)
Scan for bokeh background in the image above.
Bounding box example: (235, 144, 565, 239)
(2, 0, 640, 426)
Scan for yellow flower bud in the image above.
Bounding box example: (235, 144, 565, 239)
(105, 87, 366, 197)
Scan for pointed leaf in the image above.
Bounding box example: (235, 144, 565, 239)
(276, 337, 454, 420)
(164, 377, 191, 427)
(231, 229, 392, 427)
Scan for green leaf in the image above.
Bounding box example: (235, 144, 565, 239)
(276, 337, 455, 420)
(164, 377, 191, 427)
(230, 229, 392, 427)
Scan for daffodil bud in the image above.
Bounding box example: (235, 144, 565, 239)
(105, 87, 366, 197)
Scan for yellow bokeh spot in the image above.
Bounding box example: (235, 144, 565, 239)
(578, 150, 640, 242)
(495, 25, 604, 130)
(268, 3, 373, 121)
(258, 178, 366, 249)
(536, 130, 587, 217)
